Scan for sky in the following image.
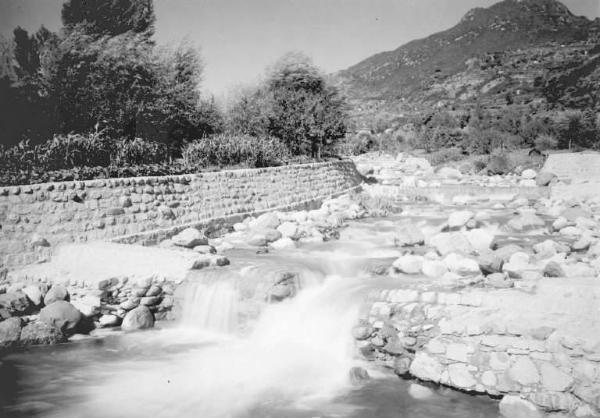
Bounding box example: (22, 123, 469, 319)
(1, 0, 599, 98)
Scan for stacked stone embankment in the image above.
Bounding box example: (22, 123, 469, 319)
(0, 160, 361, 268)
(351, 152, 600, 417)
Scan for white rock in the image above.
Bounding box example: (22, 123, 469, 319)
(233, 222, 248, 232)
(277, 222, 300, 239)
(539, 362, 573, 392)
(437, 167, 462, 179)
(270, 237, 296, 250)
(430, 232, 473, 255)
(422, 259, 448, 278)
(408, 383, 434, 400)
(22, 285, 43, 306)
(249, 212, 280, 230)
(409, 352, 443, 382)
(448, 363, 476, 389)
(481, 370, 497, 387)
(448, 211, 474, 229)
(499, 395, 543, 418)
(443, 253, 480, 275)
(508, 356, 539, 385)
(393, 255, 424, 274)
(172, 228, 208, 248)
(446, 343, 471, 362)
(71, 295, 102, 317)
(533, 240, 558, 258)
(552, 217, 569, 231)
(98, 314, 119, 327)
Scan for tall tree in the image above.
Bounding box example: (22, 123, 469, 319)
(266, 52, 347, 157)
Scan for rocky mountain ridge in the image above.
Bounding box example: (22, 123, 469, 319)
(336, 0, 600, 116)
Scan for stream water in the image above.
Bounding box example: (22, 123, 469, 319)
(0, 202, 507, 418)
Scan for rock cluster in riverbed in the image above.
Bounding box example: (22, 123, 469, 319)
(354, 160, 600, 417)
(207, 194, 367, 252)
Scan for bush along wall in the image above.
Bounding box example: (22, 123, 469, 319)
(0, 133, 326, 187)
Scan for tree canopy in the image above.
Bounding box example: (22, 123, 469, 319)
(61, 0, 156, 37)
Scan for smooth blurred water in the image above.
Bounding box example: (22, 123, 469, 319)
(0, 202, 505, 418)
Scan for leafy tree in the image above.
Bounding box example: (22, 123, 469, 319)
(61, 0, 155, 38)
(266, 52, 347, 157)
(226, 87, 272, 137)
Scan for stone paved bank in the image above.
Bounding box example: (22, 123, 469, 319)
(0, 161, 361, 268)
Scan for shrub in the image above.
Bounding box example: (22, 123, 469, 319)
(334, 132, 372, 156)
(486, 149, 514, 175)
(40, 132, 114, 170)
(462, 128, 520, 155)
(426, 147, 464, 166)
(112, 137, 168, 165)
(534, 134, 558, 151)
(182, 134, 290, 168)
(471, 157, 487, 172)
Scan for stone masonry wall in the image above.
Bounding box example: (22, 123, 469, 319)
(0, 160, 362, 268)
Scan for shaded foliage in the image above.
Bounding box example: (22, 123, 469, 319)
(182, 134, 290, 168)
(62, 0, 155, 38)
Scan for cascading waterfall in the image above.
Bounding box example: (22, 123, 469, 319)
(180, 280, 240, 333)
(54, 270, 375, 418)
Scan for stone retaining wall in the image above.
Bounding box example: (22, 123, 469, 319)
(0, 161, 362, 268)
(359, 279, 600, 417)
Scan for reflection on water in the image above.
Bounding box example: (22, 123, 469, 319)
(0, 201, 503, 418)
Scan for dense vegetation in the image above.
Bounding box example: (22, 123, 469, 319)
(225, 52, 347, 158)
(0, 1, 348, 186)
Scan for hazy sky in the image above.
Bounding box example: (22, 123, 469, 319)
(1, 0, 599, 97)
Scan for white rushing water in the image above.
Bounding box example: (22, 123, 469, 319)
(54, 271, 373, 418)
(181, 280, 240, 333)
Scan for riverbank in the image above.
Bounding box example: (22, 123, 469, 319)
(2, 152, 600, 417)
(351, 152, 600, 417)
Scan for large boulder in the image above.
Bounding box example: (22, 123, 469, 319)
(536, 172, 556, 187)
(494, 244, 525, 262)
(507, 213, 545, 232)
(277, 222, 301, 240)
(543, 261, 566, 278)
(430, 232, 473, 255)
(422, 259, 448, 278)
(0, 317, 22, 349)
(478, 250, 503, 274)
(39, 301, 82, 335)
(43, 285, 69, 306)
(392, 255, 424, 274)
(0, 291, 31, 315)
(394, 224, 425, 247)
(71, 295, 102, 317)
(172, 228, 208, 248)
(19, 321, 66, 346)
(447, 211, 474, 230)
(443, 253, 480, 275)
(22, 284, 44, 306)
(270, 237, 295, 250)
(121, 305, 154, 332)
(249, 212, 280, 230)
(410, 352, 443, 382)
